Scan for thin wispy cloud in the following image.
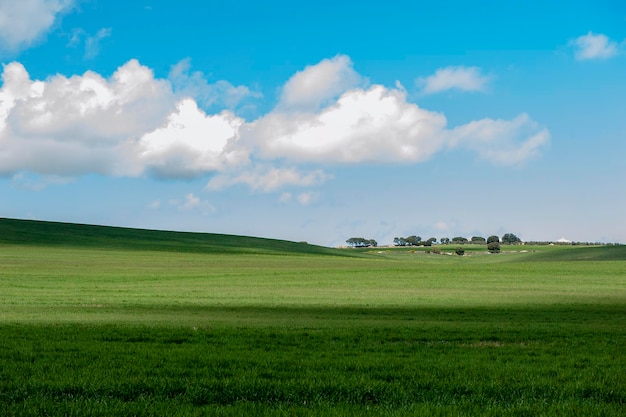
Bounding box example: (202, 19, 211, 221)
(178, 192, 216, 215)
(84, 28, 112, 59)
(417, 66, 490, 95)
(206, 167, 330, 192)
(169, 59, 261, 110)
(571, 32, 619, 61)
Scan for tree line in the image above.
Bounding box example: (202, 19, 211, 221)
(346, 233, 523, 251)
(345, 237, 378, 248)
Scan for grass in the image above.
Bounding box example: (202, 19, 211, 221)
(0, 217, 352, 257)
(0, 219, 625, 415)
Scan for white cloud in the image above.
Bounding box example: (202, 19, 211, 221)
(571, 32, 619, 61)
(447, 113, 550, 166)
(206, 166, 329, 192)
(0, 0, 74, 52)
(244, 58, 548, 168)
(84, 27, 112, 59)
(0, 60, 176, 176)
(169, 58, 261, 110)
(0, 55, 550, 190)
(174, 193, 216, 215)
(0, 59, 248, 181)
(417, 66, 490, 95)
(278, 54, 362, 112)
(10, 172, 72, 190)
(138, 99, 245, 179)
(247, 85, 448, 163)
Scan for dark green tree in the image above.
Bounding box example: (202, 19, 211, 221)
(471, 236, 486, 244)
(346, 237, 370, 247)
(393, 237, 406, 246)
(502, 233, 522, 244)
(405, 235, 422, 246)
(487, 235, 500, 244)
(487, 241, 501, 253)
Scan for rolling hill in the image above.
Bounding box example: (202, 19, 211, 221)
(0, 218, 352, 257)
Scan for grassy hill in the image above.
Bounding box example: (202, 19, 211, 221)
(0, 218, 352, 257)
(518, 244, 626, 262)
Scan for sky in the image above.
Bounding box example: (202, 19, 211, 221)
(0, 0, 625, 246)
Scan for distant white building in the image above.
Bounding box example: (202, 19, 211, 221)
(557, 237, 572, 244)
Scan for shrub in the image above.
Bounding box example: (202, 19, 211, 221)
(432, 247, 441, 255)
(455, 247, 465, 256)
(488, 241, 501, 253)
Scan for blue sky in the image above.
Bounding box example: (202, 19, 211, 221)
(0, 0, 624, 245)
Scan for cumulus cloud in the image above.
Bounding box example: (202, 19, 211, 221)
(169, 59, 261, 110)
(245, 58, 547, 168)
(0, 0, 74, 52)
(138, 99, 244, 179)
(247, 85, 448, 163)
(0, 55, 550, 191)
(278, 54, 362, 112)
(0, 59, 176, 176)
(417, 66, 490, 95)
(571, 32, 619, 60)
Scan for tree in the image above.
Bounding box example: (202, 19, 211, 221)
(346, 237, 378, 248)
(393, 237, 407, 246)
(422, 237, 437, 247)
(471, 236, 486, 244)
(502, 233, 522, 244)
(346, 237, 369, 247)
(452, 236, 468, 244)
(487, 241, 501, 253)
(487, 235, 500, 244)
(405, 235, 422, 246)
(440, 237, 450, 245)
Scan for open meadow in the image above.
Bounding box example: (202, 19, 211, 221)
(0, 219, 625, 416)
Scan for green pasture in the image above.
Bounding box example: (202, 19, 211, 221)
(0, 218, 625, 416)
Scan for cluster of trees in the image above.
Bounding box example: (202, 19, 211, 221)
(393, 233, 522, 248)
(444, 233, 522, 245)
(345, 237, 378, 247)
(348, 233, 524, 252)
(393, 236, 437, 247)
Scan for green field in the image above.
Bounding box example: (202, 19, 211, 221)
(1, 218, 625, 416)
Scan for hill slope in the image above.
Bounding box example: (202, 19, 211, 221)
(0, 218, 351, 257)
(519, 244, 626, 262)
